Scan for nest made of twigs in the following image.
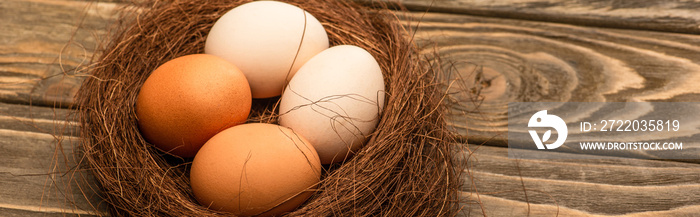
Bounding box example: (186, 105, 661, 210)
(76, 0, 461, 216)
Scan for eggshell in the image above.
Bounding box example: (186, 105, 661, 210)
(205, 1, 329, 98)
(279, 45, 385, 164)
(190, 123, 322, 216)
(136, 54, 251, 158)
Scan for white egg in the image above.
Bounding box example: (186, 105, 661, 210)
(205, 1, 329, 98)
(279, 45, 385, 164)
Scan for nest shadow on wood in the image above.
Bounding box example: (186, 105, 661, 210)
(75, 0, 461, 216)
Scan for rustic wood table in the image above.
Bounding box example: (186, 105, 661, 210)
(3, 0, 700, 216)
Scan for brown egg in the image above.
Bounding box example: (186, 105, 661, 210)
(136, 54, 251, 158)
(190, 123, 322, 216)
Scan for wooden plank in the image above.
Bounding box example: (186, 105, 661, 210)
(401, 11, 700, 147)
(0, 207, 88, 217)
(371, 0, 700, 34)
(0, 0, 120, 107)
(460, 194, 700, 217)
(0, 101, 78, 136)
(0, 102, 106, 216)
(460, 145, 700, 216)
(462, 146, 700, 186)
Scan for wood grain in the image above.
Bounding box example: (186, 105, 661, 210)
(0, 0, 120, 107)
(402, 11, 700, 147)
(460, 194, 700, 217)
(372, 0, 700, 34)
(460, 145, 700, 216)
(0, 102, 106, 216)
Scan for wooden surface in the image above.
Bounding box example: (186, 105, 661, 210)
(3, 0, 700, 216)
(0, 102, 106, 216)
(375, 0, 700, 34)
(408, 11, 700, 146)
(0, 0, 119, 108)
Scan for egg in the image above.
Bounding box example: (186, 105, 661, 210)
(190, 123, 321, 216)
(205, 1, 329, 98)
(136, 54, 251, 158)
(279, 45, 385, 164)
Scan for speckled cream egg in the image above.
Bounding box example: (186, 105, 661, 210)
(279, 45, 385, 164)
(190, 123, 322, 216)
(136, 54, 251, 158)
(205, 1, 329, 98)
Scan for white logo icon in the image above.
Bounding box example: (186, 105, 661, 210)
(528, 110, 567, 149)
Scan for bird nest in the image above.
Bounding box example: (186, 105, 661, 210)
(76, 0, 461, 216)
